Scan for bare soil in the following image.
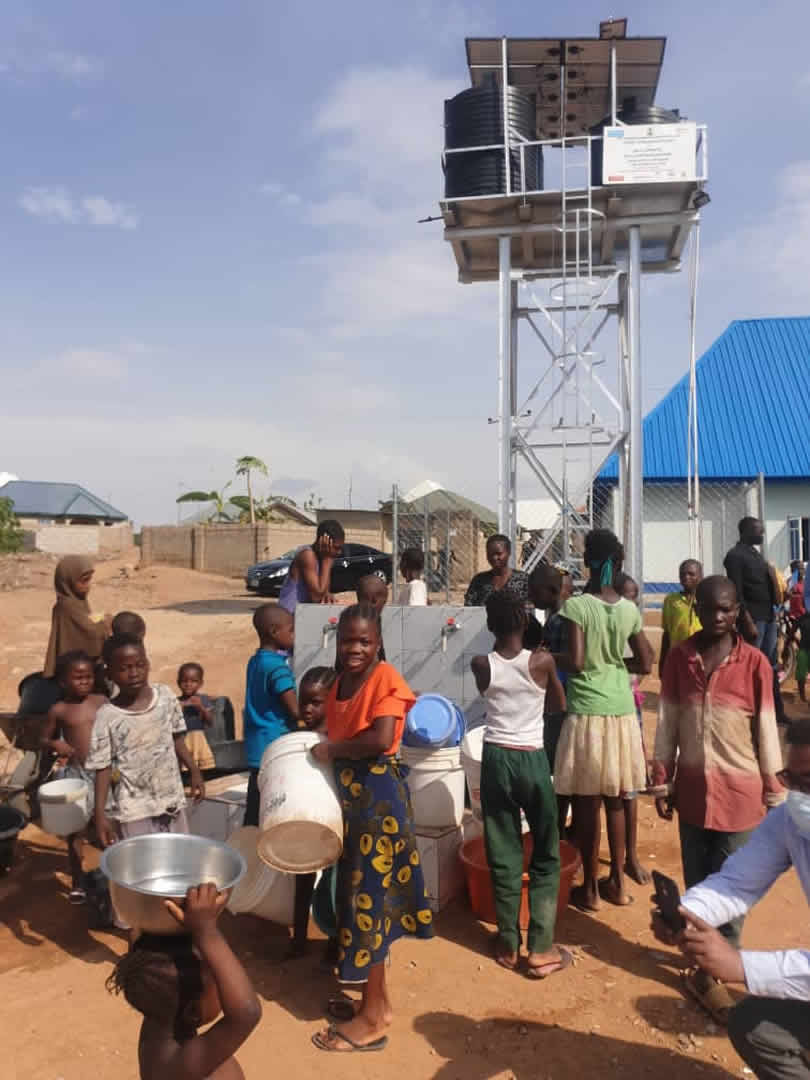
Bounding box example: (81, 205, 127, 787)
(0, 555, 805, 1080)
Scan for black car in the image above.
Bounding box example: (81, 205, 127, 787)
(245, 543, 393, 597)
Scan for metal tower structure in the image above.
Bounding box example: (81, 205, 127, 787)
(440, 25, 707, 585)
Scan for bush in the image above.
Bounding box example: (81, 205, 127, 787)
(0, 497, 24, 554)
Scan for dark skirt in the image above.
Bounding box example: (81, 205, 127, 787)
(333, 757, 434, 983)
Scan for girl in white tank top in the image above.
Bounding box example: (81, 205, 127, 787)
(483, 649, 546, 748)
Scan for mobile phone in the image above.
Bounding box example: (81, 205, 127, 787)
(652, 870, 686, 932)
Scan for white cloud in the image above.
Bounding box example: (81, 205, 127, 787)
(19, 186, 138, 229)
(0, 46, 101, 82)
(260, 181, 301, 207)
(45, 342, 150, 379)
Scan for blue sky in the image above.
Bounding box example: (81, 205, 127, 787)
(2, 0, 810, 526)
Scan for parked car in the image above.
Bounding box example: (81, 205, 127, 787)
(246, 543, 393, 597)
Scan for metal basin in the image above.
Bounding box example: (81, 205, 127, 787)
(100, 833, 245, 934)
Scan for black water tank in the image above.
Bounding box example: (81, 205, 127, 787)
(444, 82, 543, 199)
(590, 101, 681, 186)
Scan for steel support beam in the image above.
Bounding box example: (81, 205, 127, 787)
(626, 226, 643, 589)
(497, 235, 513, 543)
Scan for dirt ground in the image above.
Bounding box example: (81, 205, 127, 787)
(0, 555, 806, 1080)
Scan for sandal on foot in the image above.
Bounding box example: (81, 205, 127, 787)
(682, 968, 734, 1026)
(312, 1026, 388, 1053)
(327, 998, 358, 1022)
(527, 947, 573, 980)
(598, 878, 635, 906)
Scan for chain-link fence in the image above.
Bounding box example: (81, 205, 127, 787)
(388, 485, 489, 604)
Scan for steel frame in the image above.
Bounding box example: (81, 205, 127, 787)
(442, 35, 706, 589)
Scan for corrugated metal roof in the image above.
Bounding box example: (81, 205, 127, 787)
(601, 317, 810, 481)
(0, 480, 127, 520)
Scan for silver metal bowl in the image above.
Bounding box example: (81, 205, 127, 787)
(100, 833, 246, 934)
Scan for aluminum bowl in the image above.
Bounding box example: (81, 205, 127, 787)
(100, 833, 246, 934)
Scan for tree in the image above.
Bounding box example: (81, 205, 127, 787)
(230, 494, 297, 524)
(0, 497, 23, 553)
(176, 483, 238, 523)
(235, 456, 269, 526)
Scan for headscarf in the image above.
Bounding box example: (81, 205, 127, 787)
(44, 556, 108, 677)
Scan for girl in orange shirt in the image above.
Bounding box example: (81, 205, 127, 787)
(310, 604, 433, 1054)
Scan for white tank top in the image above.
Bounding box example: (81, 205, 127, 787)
(483, 649, 546, 749)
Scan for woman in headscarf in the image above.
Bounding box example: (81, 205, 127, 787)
(44, 556, 110, 679)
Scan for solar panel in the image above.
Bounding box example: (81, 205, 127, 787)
(465, 37, 666, 139)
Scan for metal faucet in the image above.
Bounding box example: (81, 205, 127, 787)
(322, 617, 338, 650)
(441, 617, 461, 653)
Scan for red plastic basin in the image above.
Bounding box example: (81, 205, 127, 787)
(459, 833, 581, 929)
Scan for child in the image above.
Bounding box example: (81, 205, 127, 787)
(471, 592, 569, 977)
(309, 604, 433, 1053)
(44, 556, 110, 683)
(279, 519, 345, 612)
(614, 572, 651, 886)
(794, 609, 810, 702)
(289, 667, 338, 962)
(87, 634, 205, 848)
(242, 605, 298, 828)
(652, 575, 783, 1022)
(527, 563, 573, 827)
(112, 611, 147, 640)
(554, 528, 654, 911)
(107, 882, 261, 1079)
(659, 559, 703, 675)
(355, 575, 387, 661)
(397, 548, 428, 606)
(177, 662, 216, 771)
(40, 650, 107, 903)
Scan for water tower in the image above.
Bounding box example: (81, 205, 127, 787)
(440, 21, 707, 584)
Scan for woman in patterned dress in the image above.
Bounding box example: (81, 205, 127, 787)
(310, 604, 433, 1053)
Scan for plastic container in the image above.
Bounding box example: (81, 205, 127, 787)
(38, 778, 91, 836)
(403, 694, 463, 749)
(400, 745, 466, 829)
(460, 834, 581, 928)
(226, 826, 298, 924)
(460, 725, 485, 821)
(257, 731, 343, 873)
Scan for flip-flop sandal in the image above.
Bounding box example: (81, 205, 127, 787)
(68, 888, 87, 905)
(527, 947, 573, 980)
(327, 998, 358, 1022)
(682, 968, 734, 1026)
(312, 1027, 388, 1053)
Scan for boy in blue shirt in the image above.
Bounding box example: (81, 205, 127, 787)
(243, 604, 299, 827)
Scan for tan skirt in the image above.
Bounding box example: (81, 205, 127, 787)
(184, 730, 216, 771)
(553, 713, 647, 798)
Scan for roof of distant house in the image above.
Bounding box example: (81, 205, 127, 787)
(0, 480, 127, 521)
(381, 480, 498, 525)
(600, 317, 810, 482)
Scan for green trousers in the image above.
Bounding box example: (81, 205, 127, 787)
(480, 743, 560, 953)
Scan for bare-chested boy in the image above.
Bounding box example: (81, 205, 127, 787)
(41, 650, 107, 903)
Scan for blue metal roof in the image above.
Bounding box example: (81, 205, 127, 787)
(601, 317, 810, 481)
(0, 481, 127, 521)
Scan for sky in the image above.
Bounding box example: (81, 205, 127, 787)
(2, 0, 810, 526)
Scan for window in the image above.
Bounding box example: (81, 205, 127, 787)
(787, 517, 810, 562)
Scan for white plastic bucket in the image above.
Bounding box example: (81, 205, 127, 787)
(400, 745, 465, 829)
(460, 726, 485, 823)
(226, 826, 298, 924)
(257, 731, 343, 873)
(38, 778, 91, 837)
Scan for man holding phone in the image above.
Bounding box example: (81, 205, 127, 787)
(653, 719, 810, 1080)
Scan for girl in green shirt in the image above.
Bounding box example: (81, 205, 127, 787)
(554, 529, 654, 911)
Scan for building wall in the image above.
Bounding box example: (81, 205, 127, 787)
(761, 481, 810, 570)
(28, 522, 133, 557)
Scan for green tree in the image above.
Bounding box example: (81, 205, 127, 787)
(235, 455, 269, 525)
(0, 497, 24, 554)
(176, 483, 238, 523)
(230, 494, 297, 524)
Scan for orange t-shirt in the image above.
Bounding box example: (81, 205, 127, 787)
(326, 662, 416, 756)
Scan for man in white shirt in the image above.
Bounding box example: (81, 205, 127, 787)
(654, 718, 810, 1080)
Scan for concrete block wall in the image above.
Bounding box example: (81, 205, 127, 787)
(98, 522, 134, 554)
(36, 524, 100, 555)
(141, 525, 194, 568)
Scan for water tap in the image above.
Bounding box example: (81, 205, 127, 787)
(322, 617, 338, 650)
(441, 617, 461, 653)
